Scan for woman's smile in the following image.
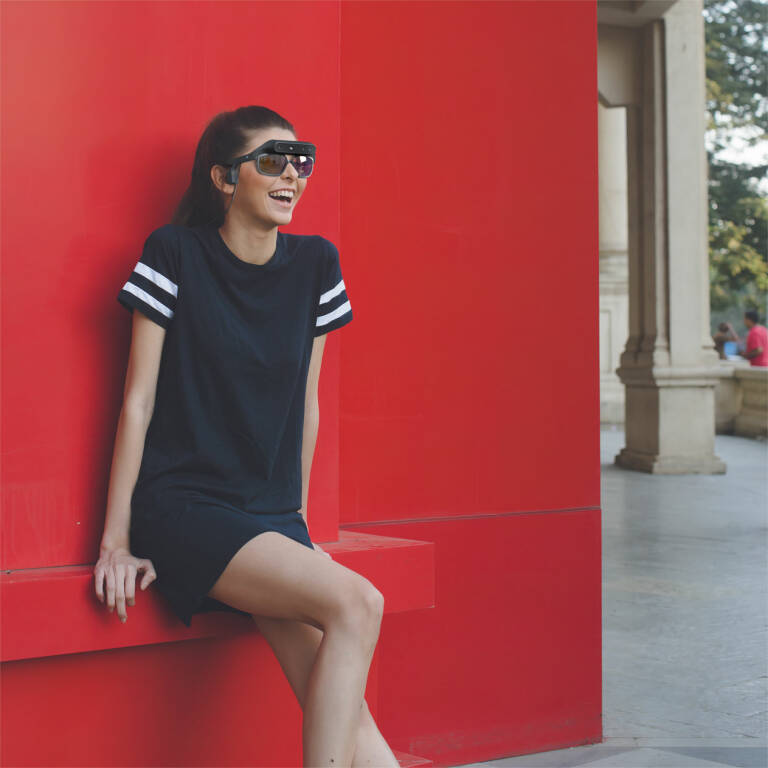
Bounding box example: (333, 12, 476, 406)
(267, 188, 295, 209)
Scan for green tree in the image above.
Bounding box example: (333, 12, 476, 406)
(704, 0, 767, 322)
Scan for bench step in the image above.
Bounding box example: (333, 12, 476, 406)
(1, 530, 435, 661)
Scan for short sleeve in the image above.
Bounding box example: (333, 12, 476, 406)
(117, 227, 180, 330)
(747, 326, 767, 352)
(313, 239, 353, 336)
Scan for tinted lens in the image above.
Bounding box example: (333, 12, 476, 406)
(257, 153, 314, 177)
(292, 155, 314, 178)
(257, 153, 285, 175)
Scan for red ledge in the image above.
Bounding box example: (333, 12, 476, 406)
(392, 750, 434, 767)
(0, 531, 435, 662)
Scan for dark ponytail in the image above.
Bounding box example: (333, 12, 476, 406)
(171, 106, 295, 229)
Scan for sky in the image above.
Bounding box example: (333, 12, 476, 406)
(706, 125, 768, 195)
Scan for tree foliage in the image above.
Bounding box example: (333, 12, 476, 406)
(704, 0, 767, 318)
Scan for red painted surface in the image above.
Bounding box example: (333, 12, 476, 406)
(345, 511, 602, 762)
(338, 0, 600, 523)
(1, 632, 382, 768)
(1, 0, 345, 568)
(2, 0, 601, 765)
(337, 0, 601, 763)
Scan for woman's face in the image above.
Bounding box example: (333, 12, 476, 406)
(217, 127, 308, 227)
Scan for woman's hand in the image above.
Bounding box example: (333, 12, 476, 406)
(94, 546, 157, 623)
(312, 542, 332, 559)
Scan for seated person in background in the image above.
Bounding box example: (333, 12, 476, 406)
(713, 321, 739, 360)
(740, 310, 768, 367)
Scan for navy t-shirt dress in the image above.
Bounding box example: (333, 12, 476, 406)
(117, 223, 353, 626)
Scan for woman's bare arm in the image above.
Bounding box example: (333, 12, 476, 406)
(100, 311, 166, 552)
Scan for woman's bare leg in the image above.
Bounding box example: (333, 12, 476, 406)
(302, 607, 382, 765)
(350, 702, 400, 767)
(252, 614, 400, 767)
(206, 532, 384, 767)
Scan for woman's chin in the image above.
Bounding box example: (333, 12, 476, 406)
(267, 206, 293, 221)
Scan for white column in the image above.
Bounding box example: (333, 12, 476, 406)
(614, 0, 725, 473)
(599, 102, 629, 423)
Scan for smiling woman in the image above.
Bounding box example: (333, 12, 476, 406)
(97, 105, 396, 766)
(207, 130, 314, 239)
(208, 131, 311, 264)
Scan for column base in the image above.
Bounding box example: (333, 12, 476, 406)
(615, 364, 727, 474)
(614, 446, 726, 474)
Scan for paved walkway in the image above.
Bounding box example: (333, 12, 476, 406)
(458, 427, 767, 768)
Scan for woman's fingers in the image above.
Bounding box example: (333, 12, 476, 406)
(114, 564, 128, 622)
(94, 554, 157, 622)
(124, 564, 137, 608)
(94, 567, 105, 603)
(138, 560, 157, 590)
(105, 565, 116, 612)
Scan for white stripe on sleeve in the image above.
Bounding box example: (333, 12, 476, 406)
(316, 300, 351, 328)
(319, 279, 346, 305)
(121, 282, 174, 320)
(134, 262, 178, 297)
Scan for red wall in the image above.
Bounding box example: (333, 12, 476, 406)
(1, 0, 346, 566)
(2, 0, 600, 764)
(337, 1, 601, 760)
(339, 1, 599, 522)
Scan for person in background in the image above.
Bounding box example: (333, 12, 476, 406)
(740, 309, 768, 367)
(713, 321, 739, 360)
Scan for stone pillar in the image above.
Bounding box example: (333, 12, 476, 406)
(599, 102, 629, 424)
(614, 0, 726, 473)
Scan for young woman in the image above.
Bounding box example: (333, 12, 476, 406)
(93, 105, 398, 767)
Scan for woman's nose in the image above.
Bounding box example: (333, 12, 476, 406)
(283, 161, 300, 179)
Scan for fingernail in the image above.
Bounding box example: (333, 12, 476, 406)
(120, 617, 126, 623)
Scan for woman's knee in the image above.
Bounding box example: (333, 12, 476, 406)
(334, 579, 384, 642)
(364, 584, 385, 625)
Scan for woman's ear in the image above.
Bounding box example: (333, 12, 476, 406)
(210, 164, 232, 194)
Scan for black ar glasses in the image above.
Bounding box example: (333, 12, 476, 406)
(218, 139, 316, 184)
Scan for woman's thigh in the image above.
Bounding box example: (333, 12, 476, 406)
(206, 531, 383, 632)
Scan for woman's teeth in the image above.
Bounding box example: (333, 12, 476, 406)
(268, 192, 293, 208)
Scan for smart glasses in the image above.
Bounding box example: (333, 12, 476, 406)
(219, 139, 316, 184)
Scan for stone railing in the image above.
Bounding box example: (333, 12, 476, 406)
(714, 360, 768, 437)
